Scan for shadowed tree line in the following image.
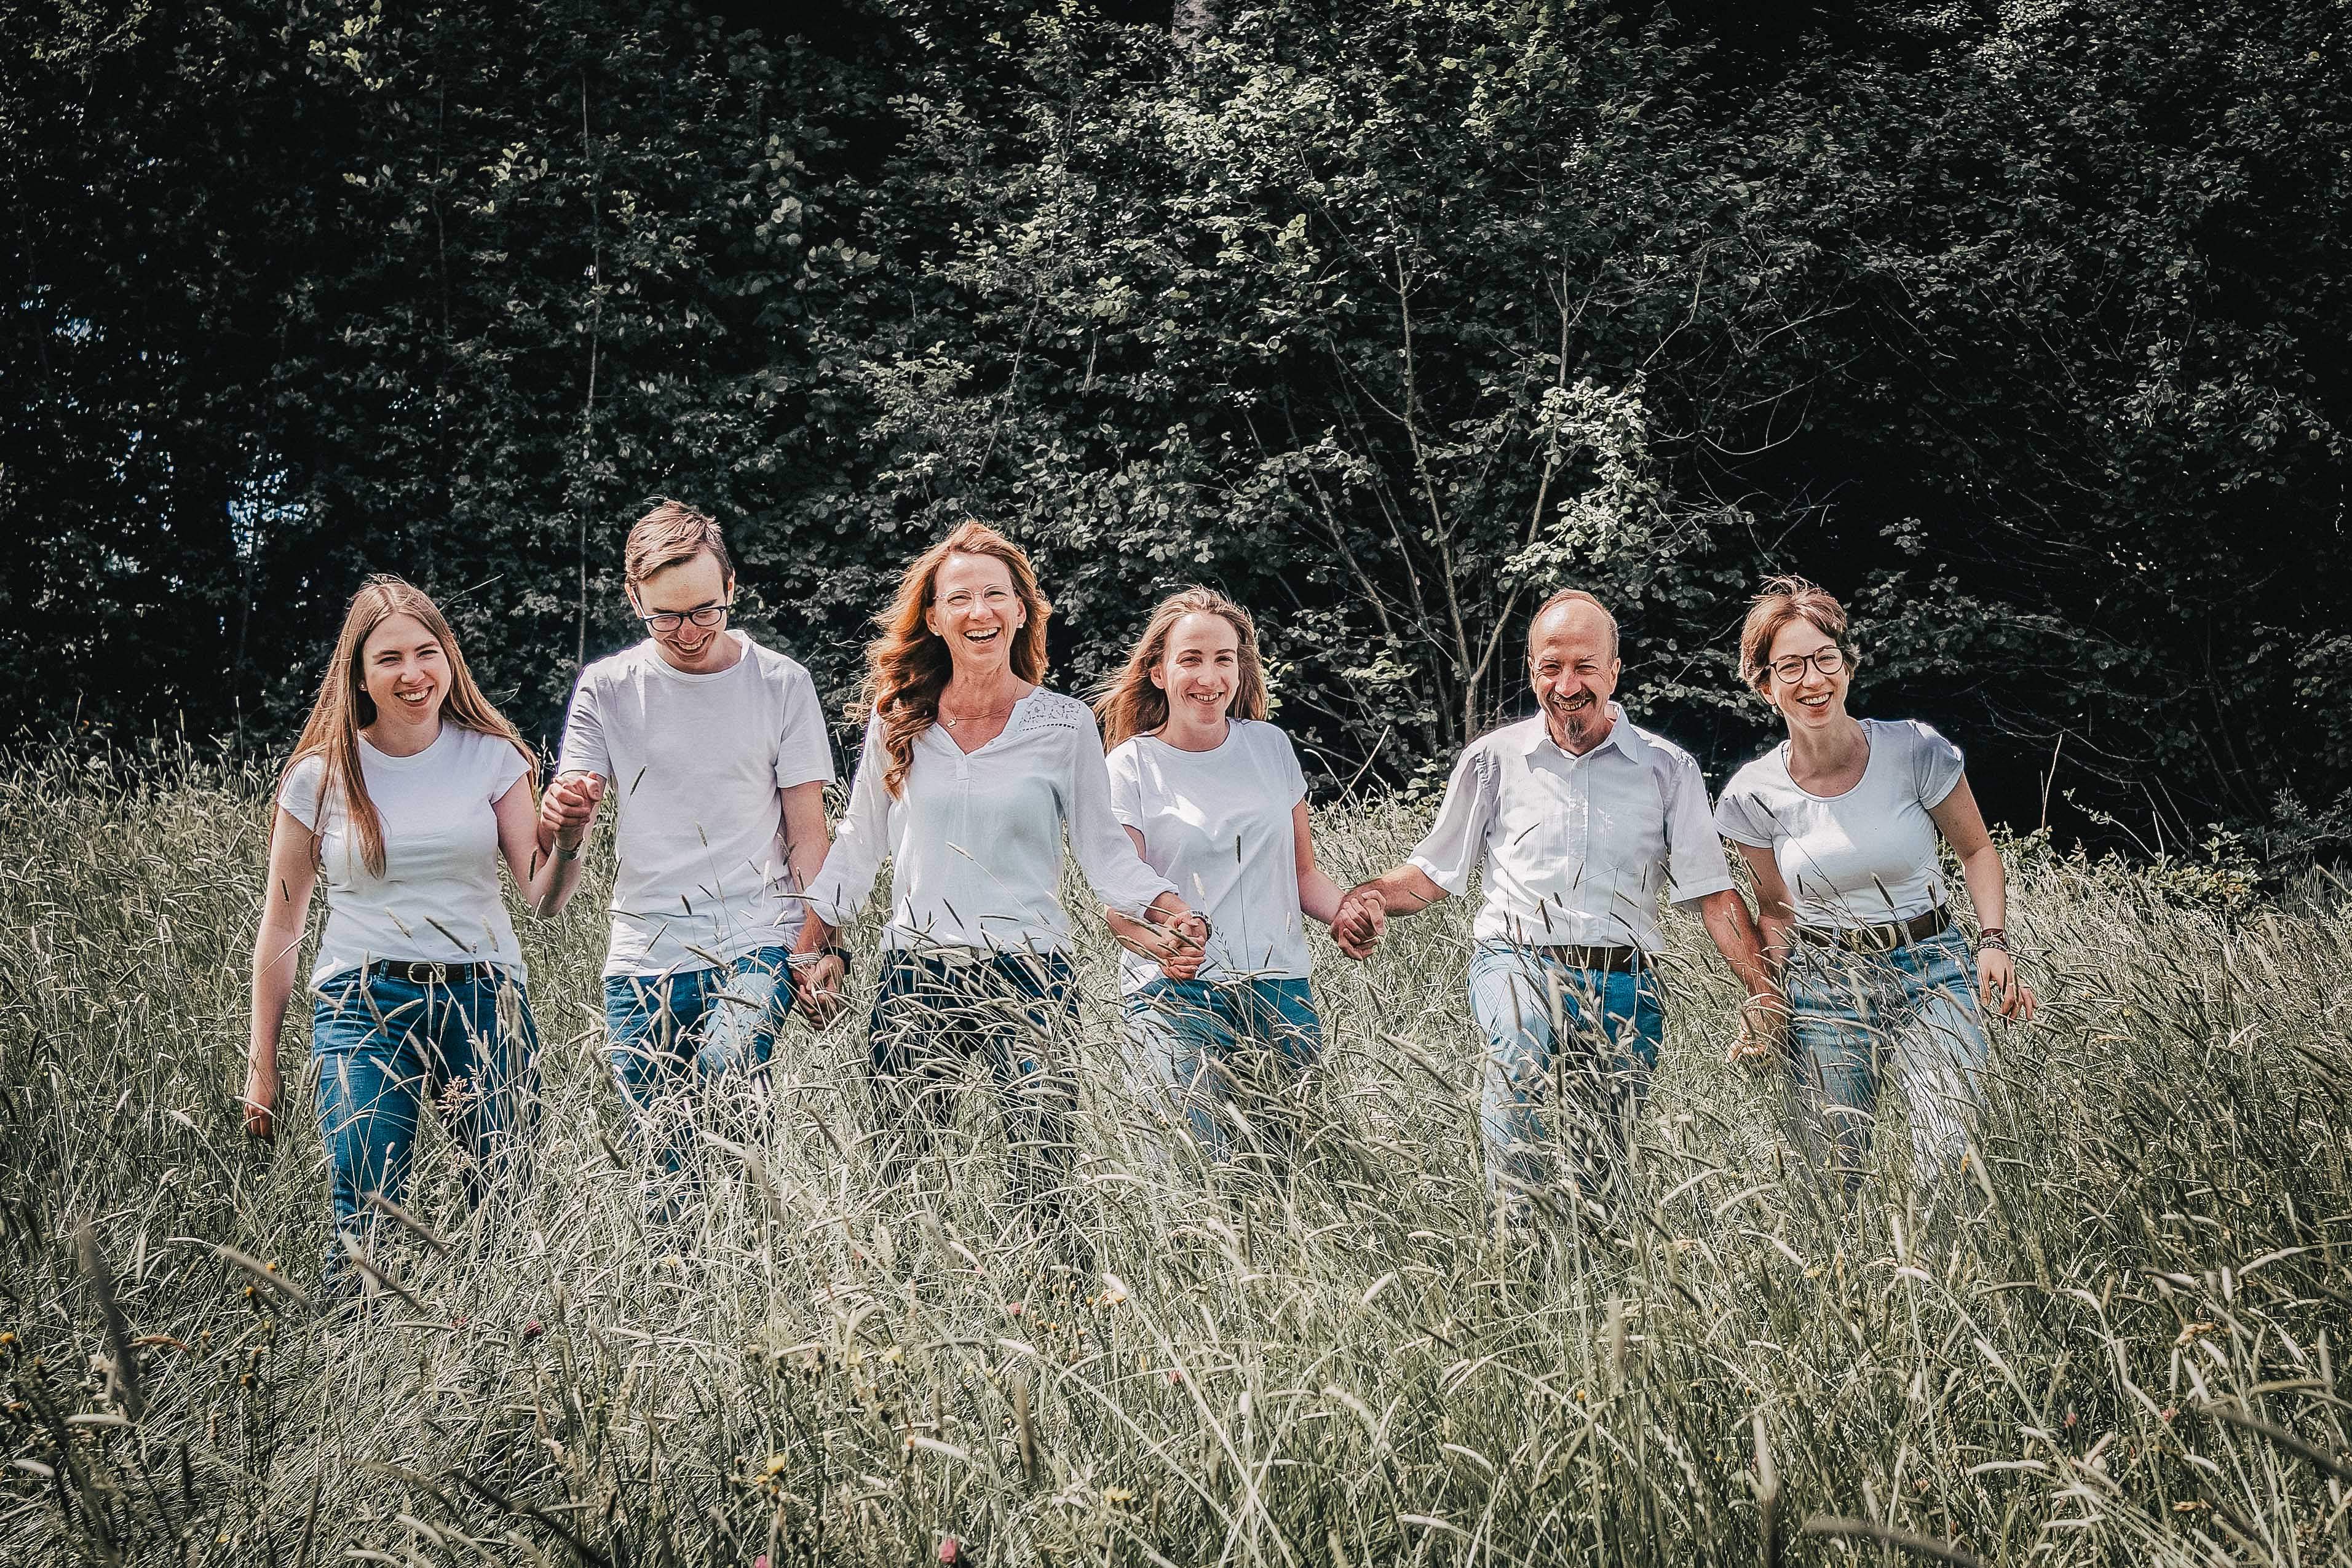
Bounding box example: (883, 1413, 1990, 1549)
(4, 0, 2346, 862)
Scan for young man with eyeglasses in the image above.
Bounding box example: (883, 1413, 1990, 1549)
(536, 499, 836, 1228)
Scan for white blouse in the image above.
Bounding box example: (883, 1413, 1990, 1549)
(806, 689, 1176, 956)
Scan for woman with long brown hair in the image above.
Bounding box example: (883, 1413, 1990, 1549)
(1095, 588, 1346, 1171)
(790, 523, 1203, 1249)
(244, 576, 550, 1299)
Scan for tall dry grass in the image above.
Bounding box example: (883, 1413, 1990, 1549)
(1, 748, 2347, 1566)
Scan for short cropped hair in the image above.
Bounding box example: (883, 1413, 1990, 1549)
(624, 498, 733, 587)
(1739, 575, 1851, 692)
(1530, 587, 1620, 659)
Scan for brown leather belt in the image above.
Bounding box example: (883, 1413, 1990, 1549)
(366, 959, 502, 986)
(1537, 943, 1644, 973)
(1792, 906, 1952, 955)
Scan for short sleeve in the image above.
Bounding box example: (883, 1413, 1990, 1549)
(480, 732, 531, 803)
(1661, 751, 1736, 904)
(1906, 721, 1966, 809)
(1270, 724, 1310, 807)
(1104, 741, 1145, 832)
(555, 668, 611, 781)
(1406, 743, 1496, 897)
(277, 754, 327, 831)
(1712, 769, 1777, 849)
(772, 662, 837, 790)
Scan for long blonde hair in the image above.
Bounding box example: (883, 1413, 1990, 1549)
(282, 576, 534, 876)
(853, 521, 1051, 798)
(1093, 587, 1269, 750)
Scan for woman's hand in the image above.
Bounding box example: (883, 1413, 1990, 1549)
(1978, 947, 2037, 1022)
(540, 771, 604, 853)
(242, 1055, 279, 1140)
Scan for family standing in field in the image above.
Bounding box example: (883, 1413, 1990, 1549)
(242, 502, 2037, 1296)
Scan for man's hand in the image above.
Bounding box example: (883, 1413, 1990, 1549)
(539, 771, 605, 854)
(1330, 884, 1387, 962)
(796, 953, 845, 1026)
(242, 1056, 279, 1139)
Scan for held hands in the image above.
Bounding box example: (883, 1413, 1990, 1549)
(1725, 989, 1791, 1069)
(539, 770, 606, 854)
(1329, 884, 1387, 961)
(1152, 909, 1212, 981)
(1978, 947, 2037, 1022)
(794, 952, 846, 1026)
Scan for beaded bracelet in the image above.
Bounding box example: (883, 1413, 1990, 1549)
(1976, 927, 2009, 954)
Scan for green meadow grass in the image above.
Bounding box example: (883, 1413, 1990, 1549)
(1, 750, 2348, 1566)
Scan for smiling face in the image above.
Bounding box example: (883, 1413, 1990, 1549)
(1150, 611, 1241, 730)
(925, 551, 1026, 676)
(628, 549, 735, 673)
(358, 612, 449, 735)
(1765, 617, 1851, 732)
(1527, 599, 1621, 754)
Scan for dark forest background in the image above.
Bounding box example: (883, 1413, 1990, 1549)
(5, 0, 2346, 865)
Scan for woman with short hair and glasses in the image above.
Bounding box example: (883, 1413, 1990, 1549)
(244, 577, 548, 1297)
(790, 522, 1205, 1252)
(1715, 576, 2034, 1188)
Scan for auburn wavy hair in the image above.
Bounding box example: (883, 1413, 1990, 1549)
(282, 576, 534, 876)
(854, 521, 1051, 797)
(1093, 587, 1269, 750)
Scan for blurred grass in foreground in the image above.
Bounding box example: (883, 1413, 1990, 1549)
(2, 749, 2348, 1567)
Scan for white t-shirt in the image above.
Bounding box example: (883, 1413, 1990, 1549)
(1406, 710, 1734, 952)
(1714, 718, 1966, 929)
(555, 635, 836, 977)
(806, 689, 1175, 956)
(277, 725, 533, 988)
(1106, 719, 1313, 994)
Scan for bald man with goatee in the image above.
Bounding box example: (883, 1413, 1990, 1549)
(1332, 588, 1781, 1231)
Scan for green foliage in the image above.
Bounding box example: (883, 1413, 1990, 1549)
(3, 0, 2348, 860)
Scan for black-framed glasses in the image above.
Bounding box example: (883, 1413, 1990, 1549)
(1769, 647, 1847, 683)
(639, 600, 730, 633)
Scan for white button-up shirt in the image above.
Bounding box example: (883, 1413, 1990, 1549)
(1407, 707, 1733, 952)
(806, 689, 1175, 956)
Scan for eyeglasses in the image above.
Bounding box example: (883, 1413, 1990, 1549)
(1768, 647, 1847, 684)
(638, 600, 730, 633)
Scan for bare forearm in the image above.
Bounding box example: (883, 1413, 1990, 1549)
(529, 847, 588, 919)
(1297, 868, 1347, 926)
(1359, 865, 1445, 916)
(248, 927, 303, 1063)
(1104, 907, 1163, 961)
(791, 910, 839, 958)
(1958, 845, 2009, 932)
(1698, 892, 1779, 999)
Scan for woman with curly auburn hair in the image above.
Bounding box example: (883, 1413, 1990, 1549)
(1094, 588, 1347, 1173)
(1715, 574, 2035, 1190)
(791, 522, 1206, 1247)
(243, 576, 550, 1300)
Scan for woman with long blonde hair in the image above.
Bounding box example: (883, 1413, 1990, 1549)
(1095, 588, 1346, 1171)
(244, 576, 551, 1299)
(791, 523, 1205, 1252)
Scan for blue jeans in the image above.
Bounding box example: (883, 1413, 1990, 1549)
(311, 967, 540, 1256)
(1465, 941, 1664, 1207)
(603, 946, 795, 1192)
(868, 950, 1077, 1222)
(1125, 978, 1322, 1164)
(1783, 927, 1990, 1184)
